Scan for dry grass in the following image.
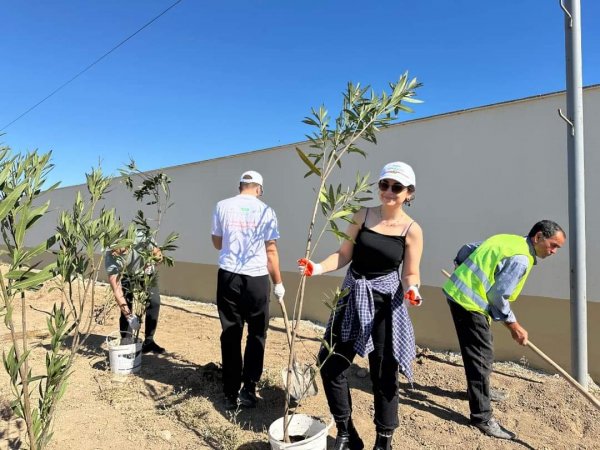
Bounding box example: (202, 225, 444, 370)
(158, 391, 249, 450)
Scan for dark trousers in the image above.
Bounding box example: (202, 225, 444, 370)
(119, 277, 161, 341)
(318, 292, 399, 432)
(216, 268, 269, 398)
(447, 298, 493, 423)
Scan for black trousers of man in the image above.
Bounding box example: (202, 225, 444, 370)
(447, 298, 494, 424)
(318, 292, 400, 432)
(119, 277, 161, 341)
(216, 268, 269, 399)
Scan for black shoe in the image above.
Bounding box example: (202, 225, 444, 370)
(490, 388, 509, 402)
(238, 386, 257, 408)
(334, 419, 364, 450)
(471, 418, 515, 440)
(142, 340, 166, 354)
(223, 395, 238, 410)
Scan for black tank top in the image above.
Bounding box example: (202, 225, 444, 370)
(349, 209, 410, 279)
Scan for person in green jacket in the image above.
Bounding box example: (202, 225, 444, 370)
(443, 220, 566, 440)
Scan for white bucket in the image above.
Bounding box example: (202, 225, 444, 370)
(106, 332, 142, 375)
(268, 414, 332, 450)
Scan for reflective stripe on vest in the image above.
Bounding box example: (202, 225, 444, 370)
(443, 234, 534, 317)
(463, 258, 492, 291)
(449, 272, 489, 312)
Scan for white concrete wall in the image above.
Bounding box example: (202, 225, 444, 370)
(25, 87, 600, 378)
(30, 86, 600, 303)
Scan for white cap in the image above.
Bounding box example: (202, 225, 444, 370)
(240, 170, 263, 187)
(379, 161, 415, 187)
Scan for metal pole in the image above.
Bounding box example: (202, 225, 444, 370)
(562, 0, 588, 388)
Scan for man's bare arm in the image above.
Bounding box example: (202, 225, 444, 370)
(108, 273, 132, 317)
(266, 240, 282, 284)
(211, 235, 222, 250)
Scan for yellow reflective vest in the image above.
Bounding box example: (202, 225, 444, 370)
(443, 234, 534, 319)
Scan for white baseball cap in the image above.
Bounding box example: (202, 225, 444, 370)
(240, 170, 263, 187)
(379, 161, 415, 187)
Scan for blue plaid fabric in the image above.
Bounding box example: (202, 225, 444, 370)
(327, 269, 416, 381)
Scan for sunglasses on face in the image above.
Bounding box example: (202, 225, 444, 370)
(378, 180, 406, 194)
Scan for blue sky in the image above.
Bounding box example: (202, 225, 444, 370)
(2, 1, 599, 187)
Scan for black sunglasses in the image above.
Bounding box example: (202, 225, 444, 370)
(378, 180, 406, 194)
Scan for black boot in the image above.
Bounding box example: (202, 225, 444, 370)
(373, 430, 393, 450)
(333, 418, 364, 450)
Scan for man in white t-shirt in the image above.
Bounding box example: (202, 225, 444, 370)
(211, 170, 285, 410)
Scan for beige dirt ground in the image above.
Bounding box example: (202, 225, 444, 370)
(1, 281, 599, 450)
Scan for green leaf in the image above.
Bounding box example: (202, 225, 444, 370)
(0, 160, 14, 186)
(328, 228, 353, 243)
(0, 184, 27, 222)
(11, 264, 56, 291)
(26, 202, 50, 228)
(329, 210, 353, 220)
(401, 96, 423, 104)
(27, 375, 46, 383)
(347, 145, 366, 157)
(14, 208, 30, 248)
(17, 232, 57, 267)
(295, 147, 321, 177)
(318, 187, 327, 204)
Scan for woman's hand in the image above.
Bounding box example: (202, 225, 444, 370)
(298, 258, 323, 277)
(404, 285, 423, 306)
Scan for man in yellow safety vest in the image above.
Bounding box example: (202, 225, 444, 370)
(443, 220, 566, 440)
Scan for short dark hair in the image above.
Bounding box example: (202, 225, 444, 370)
(239, 181, 261, 190)
(528, 220, 566, 239)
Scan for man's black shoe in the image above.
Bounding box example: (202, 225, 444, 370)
(224, 395, 238, 410)
(471, 418, 515, 440)
(142, 340, 166, 354)
(238, 386, 258, 408)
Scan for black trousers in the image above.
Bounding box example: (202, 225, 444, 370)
(216, 269, 269, 398)
(447, 298, 493, 424)
(119, 277, 161, 341)
(318, 292, 399, 432)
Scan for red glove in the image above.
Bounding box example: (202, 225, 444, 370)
(404, 285, 422, 306)
(298, 258, 323, 277)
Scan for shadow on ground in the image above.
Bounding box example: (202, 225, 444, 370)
(80, 332, 289, 445)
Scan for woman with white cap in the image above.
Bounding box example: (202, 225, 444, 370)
(298, 161, 423, 450)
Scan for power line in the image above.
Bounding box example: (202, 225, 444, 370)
(1, 0, 183, 132)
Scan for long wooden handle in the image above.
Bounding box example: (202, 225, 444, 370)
(526, 341, 600, 410)
(277, 297, 293, 349)
(441, 268, 600, 410)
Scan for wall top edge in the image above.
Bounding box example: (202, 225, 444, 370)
(56, 84, 600, 190)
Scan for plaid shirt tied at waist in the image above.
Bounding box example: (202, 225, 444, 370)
(327, 268, 416, 380)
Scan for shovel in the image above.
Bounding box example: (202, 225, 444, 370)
(277, 296, 318, 400)
(441, 269, 600, 410)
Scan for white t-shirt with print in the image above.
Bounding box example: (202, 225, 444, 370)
(211, 194, 280, 276)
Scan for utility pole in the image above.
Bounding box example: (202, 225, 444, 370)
(559, 0, 588, 388)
